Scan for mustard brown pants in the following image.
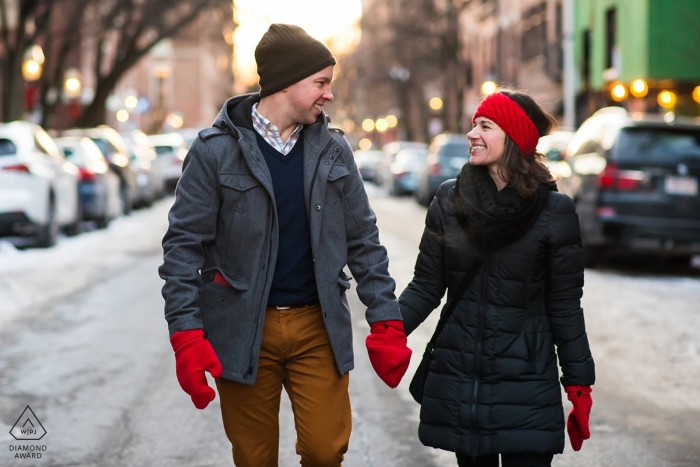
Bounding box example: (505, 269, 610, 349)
(216, 304, 351, 467)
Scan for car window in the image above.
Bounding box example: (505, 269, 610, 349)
(396, 150, 427, 164)
(566, 119, 605, 157)
(90, 138, 110, 157)
(438, 143, 469, 158)
(62, 146, 86, 166)
(0, 138, 17, 156)
(34, 127, 64, 162)
(154, 145, 175, 156)
(612, 127, 700, 163)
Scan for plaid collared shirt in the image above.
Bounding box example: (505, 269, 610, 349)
(251, 103, 303, 155)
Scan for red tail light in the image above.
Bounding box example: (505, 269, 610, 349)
(598, 164, 617, 188)
(2, 164, 30, 173)
(598, 164, 643, 191)
(429, 164, 441, 176)
(78, 167, 96, 182)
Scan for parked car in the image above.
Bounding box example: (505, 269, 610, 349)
(352, 149, 383, 182)
(557, 107, 700, 265)
(0, 121, 81, 247)
(174, 127, 202, 149)
(414, 133, 470, 206)
(54, 136, 122, 228)
(121, 130, 163, 207)
(539, 130, 575, 179)
(375, 141, 429, 186)
(383, 147, 428, 195)
(148, 133, 188, 191)
(62, 126, 138, 215)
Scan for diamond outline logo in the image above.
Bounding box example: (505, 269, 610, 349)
(9, 406, 46, 441)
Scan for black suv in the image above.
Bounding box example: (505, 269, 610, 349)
(558, 107, 700, 266)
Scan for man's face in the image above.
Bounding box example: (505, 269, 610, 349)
(283, 65, 334, 125)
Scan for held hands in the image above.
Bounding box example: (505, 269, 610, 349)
(170, 329, 223, 409)
(565, 385, 593, 451)
(365, 320, 412, 388)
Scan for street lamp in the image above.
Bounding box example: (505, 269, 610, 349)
(358, 138, 372, 150)
(657, 90, 676, 109)
(64, 68, 82, 122)
(481, 80, 497, 95)
(429, 97, 443, 111)
(22, 45, 44, 113)
(610, 82, 628, 102)
(693, 86, 700, 104)
(22, 59, 42, 81)
(630, 79, 648, 98)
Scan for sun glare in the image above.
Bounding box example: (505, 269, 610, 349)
(233, 0, 362, 90)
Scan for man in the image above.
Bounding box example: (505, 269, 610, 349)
(159, 24, 411, 466)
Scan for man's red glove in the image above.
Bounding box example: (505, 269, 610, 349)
(170, 329, 223, 409)
(365, 320, 412, 388)
(565, 385, 593, 451)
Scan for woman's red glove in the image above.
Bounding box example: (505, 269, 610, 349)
(365, 320, 412, 388)
(565, 385, 593, 451)
(170, 329, 223, 409)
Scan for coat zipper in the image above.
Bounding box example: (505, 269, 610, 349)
(247, 211, 273, 380)
(471, 258, 488, 461)
(245, 137, 332, 379)
(247, 174, 277, 380)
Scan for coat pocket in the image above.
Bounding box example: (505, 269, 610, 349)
(327, 164, 350, 182)
(219, 173, 262, 192)
(337, 275, 351, 294)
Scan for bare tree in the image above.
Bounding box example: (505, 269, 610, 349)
(75, 0, 231, 127)
(0, 0, 56, 121)
(0, 0, 232, 126)
(351, 0, 467, 141)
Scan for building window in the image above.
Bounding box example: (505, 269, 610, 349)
(522, 2, 547, 62)
(605, 7, 616, 69)
(555, 1, 563, 73)
(582, 29, 591, 90)
(465, 60, 473, 88)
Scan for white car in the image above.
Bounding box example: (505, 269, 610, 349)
(0, 121, 81, 247)
(148, 133, 188, 191)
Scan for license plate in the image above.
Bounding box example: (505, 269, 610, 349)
(664, 176, 698, 196)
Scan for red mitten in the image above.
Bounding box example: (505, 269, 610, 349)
(565, 385, 593, 451)
(365, 320, 412, 388)
(170, 329, 223, 409)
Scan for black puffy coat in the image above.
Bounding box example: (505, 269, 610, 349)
(399, 180, 595, 457)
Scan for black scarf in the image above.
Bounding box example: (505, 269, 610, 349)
(453, 163, 556, 253)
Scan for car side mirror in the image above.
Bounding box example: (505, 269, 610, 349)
(546, 149, 562, 161)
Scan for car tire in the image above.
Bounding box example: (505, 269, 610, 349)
(415, 189, 430, 207)
(95, 215, 110, 229)
(64, 201, 83, 237)
(583, 245, 601, 268)
(36, 197, 58, 248)
(120, 184, 133, 216)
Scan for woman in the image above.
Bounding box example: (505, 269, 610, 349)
(399, 90, 595, 467)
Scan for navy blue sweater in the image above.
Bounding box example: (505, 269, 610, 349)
(256, 133, 318, 306)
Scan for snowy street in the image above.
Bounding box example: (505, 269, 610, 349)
(0, 188, 699, 466)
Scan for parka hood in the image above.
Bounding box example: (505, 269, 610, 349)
(211, 93, 331, 141)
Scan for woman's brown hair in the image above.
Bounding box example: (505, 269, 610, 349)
(493, 90, 559, 198)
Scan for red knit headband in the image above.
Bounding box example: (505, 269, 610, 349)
(472, 93, 539, 157)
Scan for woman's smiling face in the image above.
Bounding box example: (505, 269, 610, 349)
(467, 116, 507, 170)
